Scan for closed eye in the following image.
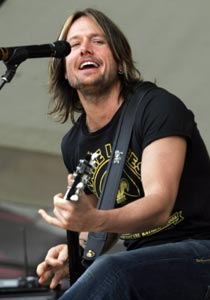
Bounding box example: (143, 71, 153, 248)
(71, 42, 80, 48)
(93, 39, 105, 44)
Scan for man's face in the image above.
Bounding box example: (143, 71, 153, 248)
(65, 16, 120, 95)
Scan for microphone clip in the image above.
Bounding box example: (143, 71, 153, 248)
(0, 48, 28, 90)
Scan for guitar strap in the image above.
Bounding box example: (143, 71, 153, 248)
(82, 82, 155, 267)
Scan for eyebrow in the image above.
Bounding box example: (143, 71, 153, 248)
(68, 33, 106, 42)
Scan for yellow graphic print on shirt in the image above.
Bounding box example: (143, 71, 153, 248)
(87, 143, 185, 240)
(120, 210, 184, 240)
(87, 145, 142, 204)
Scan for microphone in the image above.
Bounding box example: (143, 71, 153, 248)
(0, 41, 71, 62)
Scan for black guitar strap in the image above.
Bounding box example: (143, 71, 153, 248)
(82, 82, 155, 266)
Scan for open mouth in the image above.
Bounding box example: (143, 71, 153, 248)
(79, 61, 100, 70)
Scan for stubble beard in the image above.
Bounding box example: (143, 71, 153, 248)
(70, 72, 118, 99)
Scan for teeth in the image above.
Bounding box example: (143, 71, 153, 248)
(80, 61, 99, 69)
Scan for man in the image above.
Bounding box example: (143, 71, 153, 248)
(37, 8, 210, 300)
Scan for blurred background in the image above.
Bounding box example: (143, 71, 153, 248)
(0, 0, 209, 281)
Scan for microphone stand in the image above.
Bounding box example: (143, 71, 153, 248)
(0, 48, 28, 90)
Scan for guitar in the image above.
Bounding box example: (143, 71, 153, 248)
(63, 152, 98, 286)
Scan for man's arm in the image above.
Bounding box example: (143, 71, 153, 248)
(97, 136, 187, 233)
(39, 136, 186, 234)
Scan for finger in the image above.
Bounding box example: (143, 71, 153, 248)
(38, 269, 54, 285)
(67, 174, 73, 185)
(54, 193, 64, 201)
(53, 206, 68, 221)
(54, 198, 77, 214)
(36, 261, 49, 276)
(53, 194, 74, 211)
(53, 196, 73, 208)
(45, 244, 67, 260)
(50, 271, 64, 289)
(58, 245, 68, 262)
(45, 257, 65, 268)
(38, 209, 64, 228)
(37, 260, 58, 278)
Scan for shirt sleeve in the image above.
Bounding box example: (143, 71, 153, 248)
(136, 87, 196, 150)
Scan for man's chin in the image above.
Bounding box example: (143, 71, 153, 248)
(71, 75, 118, 96)
(72, 79, 105, 93)
(77, 85, 102, 96)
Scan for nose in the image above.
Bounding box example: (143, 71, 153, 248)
(80, 40, 93, 55)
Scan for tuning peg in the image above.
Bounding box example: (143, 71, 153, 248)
(76, 182, 84, 190)
(70, 194, 79, 202)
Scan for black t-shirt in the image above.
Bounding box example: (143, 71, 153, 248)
(61, 83, 210, 250)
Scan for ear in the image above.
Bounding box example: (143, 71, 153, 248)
(118, 63, 124, 75)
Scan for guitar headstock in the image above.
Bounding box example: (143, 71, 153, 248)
(64, 152, 98, 202)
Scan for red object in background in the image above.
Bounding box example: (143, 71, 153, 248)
(0, 202, 64, 279)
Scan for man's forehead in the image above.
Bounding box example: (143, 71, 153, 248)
(67, 16, 105, 40)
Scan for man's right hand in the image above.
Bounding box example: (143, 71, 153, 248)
(36, 244, 69, 289)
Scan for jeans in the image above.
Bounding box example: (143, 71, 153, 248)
(59, 239, 210, 300)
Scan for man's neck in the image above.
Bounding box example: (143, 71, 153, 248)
(85, 98, 123, 132)
(78, 84, 124, 132)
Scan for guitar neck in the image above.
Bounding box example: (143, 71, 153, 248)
(63, 152, 98, 286)
(66, 230, 83, 286)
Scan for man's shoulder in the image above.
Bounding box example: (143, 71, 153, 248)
(134, 81, 187, 111)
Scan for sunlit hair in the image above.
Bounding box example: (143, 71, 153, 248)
(48, 8, 143, 123)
